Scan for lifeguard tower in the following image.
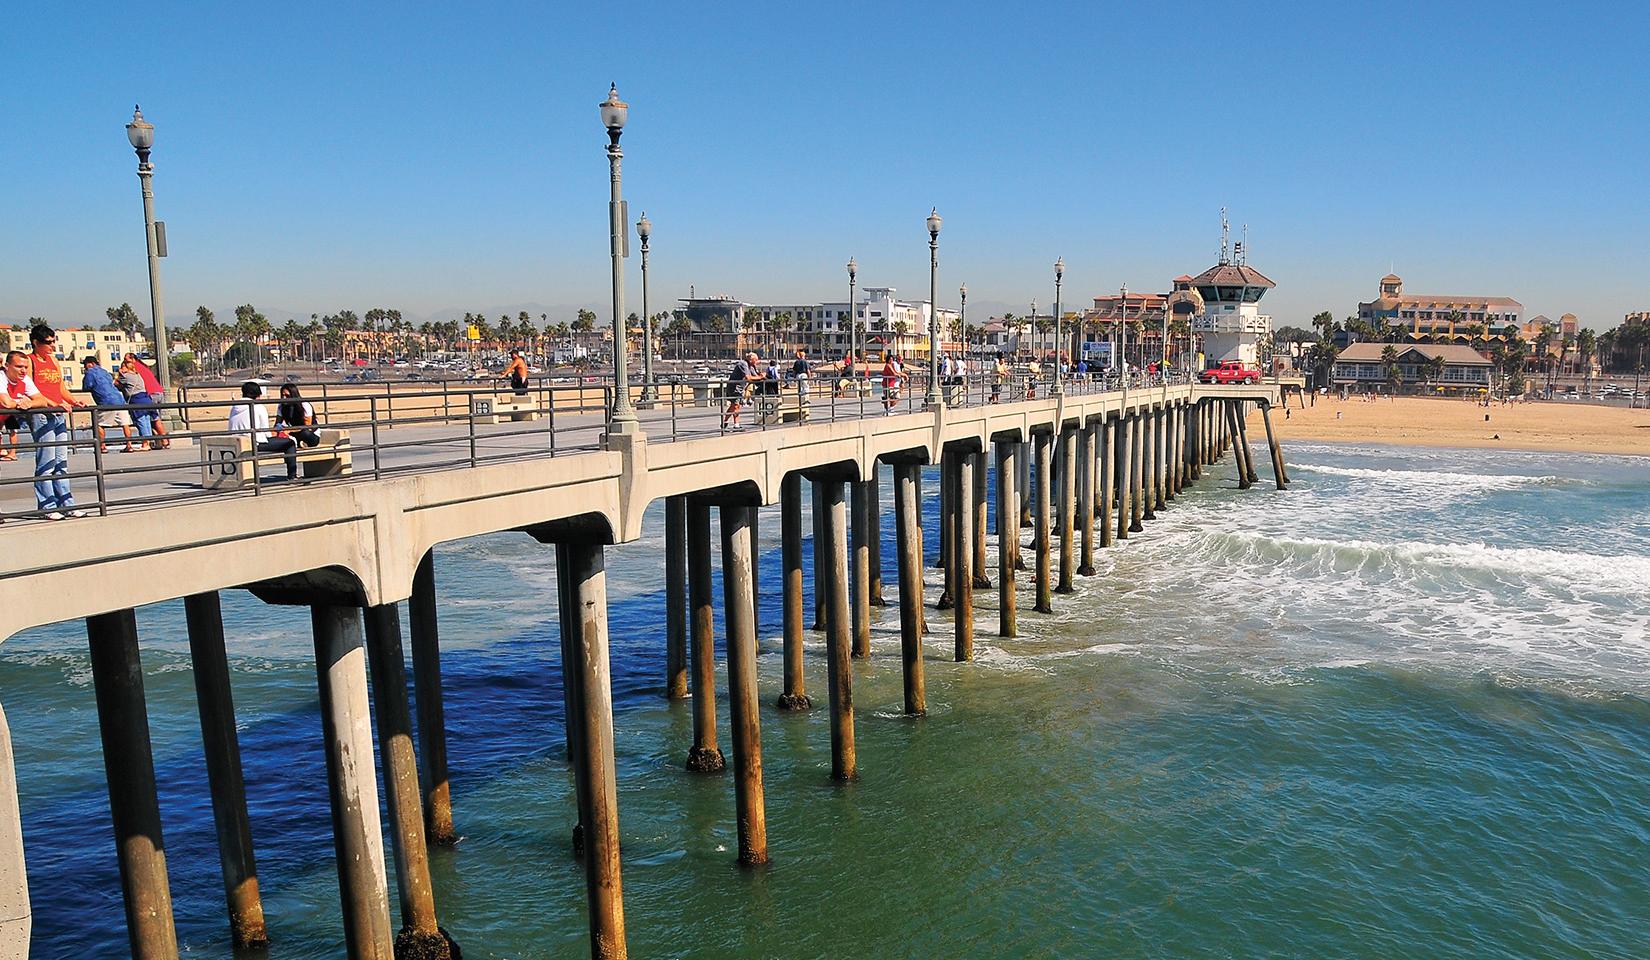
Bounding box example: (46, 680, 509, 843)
(1188, 212, 1274, 367)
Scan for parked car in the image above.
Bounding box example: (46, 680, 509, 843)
(1198, 360, 1262, 384)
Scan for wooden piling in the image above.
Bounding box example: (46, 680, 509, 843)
(850, 478, 873, 658)
(1056, 426, 1076, 593)
(1225, 402, 1252, 489)
(867, 464, 887, 606)
(686, 499, 725, 773)
(820, 478, 857, 779)
(363, 604, 452, 959)
(1261, 402, 1289, 490)
(556, 543, 590, 857)
(1098, 416, 1115, 548)
(893, 462, 927, 715)
(1236, 400, 1260, 485)
(86, 609, 180, 960)
(971, 450, 990, 589)
(1018, 439, 1033, 529)
(183, 592, 268, 950)
(309, 604, 394, 959)
(995, 440, 1018, 638)
(665, 497, 689, 699)
(778, 475, 810, 710)
(952, 449, 975, 661)
(563, 540, 629, 960)
(1115, 414, 1132, 541)
(935, 451, 953, 611)
(1154, 407, 1169, 511)
(719, 503, 769, 866)
(811, 481, 826, 631)
(1129, 413, 1146, 533)
(1077, 421, 1096, 575)
(1141, 408, 1157, 522)
(1033, 432, 1054, 613)
(409, 553, 458, 846)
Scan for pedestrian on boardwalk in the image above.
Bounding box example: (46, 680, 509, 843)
(991, 354, 1008, 403)
(503, 349, 530, 396)
(80, 356, 136, 453)
(721, 351, 763, 429)
(881, 353, 905, 412)
(25, 327, 84, 518)
(836, 352, 856, 397)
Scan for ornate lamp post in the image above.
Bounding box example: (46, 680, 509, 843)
(1119, 283, 1130, 406)
(959, 283, 968, 378)
(926, 208, 942, 407)
(1053, 258, 1065, 395)
(125, 106, 173, 416)
(600, 84, 638, 433)
(637, 211, 656, 405)
(847, 257, 857, 372)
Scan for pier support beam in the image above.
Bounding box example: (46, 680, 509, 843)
(309, 604, 394, 959)
(867, 465, 887, 606)
(1154, 407, 1169, 511)
(851, 478, 873, 659)
(951, 449, 975, 661)
(1226, 402, 1253, 490)
(0, 700, 26, 959)
(86, 609, 180, 960)
(778, 475, 810, 710)
(719, 503, 769, 866)
(563, 540, 629, 960)
(1236, 401, 1260, 486)
(1098, 416, 1115, 548)
(1141, 409, 1157, 522)
(893, 462, 927, 715)
(819, 478, 857, 779)
(995, 439, 1018, 638)
(1033, 432, 1054, 613)
(935, 451, 954, 609)
(1129, 414, 1145, 533)
(363, 604, 452, 959)
(1114, 415, 1131, 541)
(811, 482, 826, 631)
(1077, 421, 1096, 575)
(1056, 426, 1076, 593)
(1018, 439, 1032, 530)
(686, 499, 725, 773)
(1261, 402, 1289, 490)
(183, 592, 268, 950)
(409, 553, 457, 846)
(971, 451, 990, 589)
(664, 497, 689, 700)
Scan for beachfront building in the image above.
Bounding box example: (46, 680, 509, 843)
(1187, 258, 1275, 367)
(1356, 274, 1523, 342)
(681, 288, 956, 362)
(1330, 342, 1492, 394)
(1084, 288, 1171, 367)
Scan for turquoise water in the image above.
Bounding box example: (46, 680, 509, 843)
(7, 442, 1650, 957)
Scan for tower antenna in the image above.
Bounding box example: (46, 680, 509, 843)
(1219, 208, 1231, 265)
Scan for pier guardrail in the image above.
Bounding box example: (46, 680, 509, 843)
(0, 368, 1193, 523)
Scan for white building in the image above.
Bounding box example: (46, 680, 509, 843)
(1187, 259, 1274, 367)
(741, 287, 956, 360)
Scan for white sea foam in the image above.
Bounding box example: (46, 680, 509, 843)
(1294, 462, 1572, 492)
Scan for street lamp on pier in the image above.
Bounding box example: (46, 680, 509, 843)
(1119, 283, 1130, 406)
(637, 211, 656, 405)
(1053, 258, 1065, 395)
(125, 106, 174, 419)
(926, 208, 943, 408)
(847, 257, 857, 371)
(959, 283, 968, 377)
(600, 83, 638, 433)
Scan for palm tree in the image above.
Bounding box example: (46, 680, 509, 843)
(1424, 354, 1447, 391)
(1576, 328, 1597, 393)
(1532, 328, 1553, 397)
(1380, 344, 1401, 394)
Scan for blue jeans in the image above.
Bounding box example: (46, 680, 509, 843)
(129, 393, 156, 438)
(31, 413, 75, 512)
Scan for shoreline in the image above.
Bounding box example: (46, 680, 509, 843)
(1263, 394, 1650, 458)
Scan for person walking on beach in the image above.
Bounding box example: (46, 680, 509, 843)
(81, 356, 136, 453)
(27, 326, 84, 518)
(228, 381, 298, 480)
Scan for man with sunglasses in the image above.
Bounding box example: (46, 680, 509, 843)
(26, 325, 84, 518)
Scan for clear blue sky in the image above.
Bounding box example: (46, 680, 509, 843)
(6, 0, 1648, 330)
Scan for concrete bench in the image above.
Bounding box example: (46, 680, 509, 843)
(471, 394, 541, 424)
(755, 393, 808, 424)
(199, 429, 352, 490)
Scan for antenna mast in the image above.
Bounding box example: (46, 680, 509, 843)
(1219, 207, 1231, 265)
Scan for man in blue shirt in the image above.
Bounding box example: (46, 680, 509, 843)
(81, 355, 136, 453)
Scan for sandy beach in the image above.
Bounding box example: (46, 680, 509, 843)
(1264, 394, 1650, 457)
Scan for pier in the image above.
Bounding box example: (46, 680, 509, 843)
(0, 380, 1283, 958)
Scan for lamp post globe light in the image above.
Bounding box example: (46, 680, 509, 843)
(637, 211, 656, 405)
(925, 208, 942, 407)
(1053, 257, 1065, 395)
(601, 83, 638, 432)
(125, 105, 174, 416)
(846, 256, 857, 375)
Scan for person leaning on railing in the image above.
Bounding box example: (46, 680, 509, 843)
(24, 326, 86, 519)
(116, 357, 159, 449)
(124, 353, 171, 449)
(80, 355, 138, 454)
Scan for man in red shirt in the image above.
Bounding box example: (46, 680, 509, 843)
(25, 326, 84, 518)
(123, 352, 171, 448)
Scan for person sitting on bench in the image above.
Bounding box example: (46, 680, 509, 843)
(228, 381, 297, 480)
(274, 382, 322, 448)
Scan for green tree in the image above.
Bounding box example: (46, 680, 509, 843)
(104, 303, 144, 341)
(1380, 344, 1401, 394)
(1576, 328, 1597, 392)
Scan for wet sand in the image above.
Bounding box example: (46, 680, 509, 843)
(1264, 394, 1650, 457)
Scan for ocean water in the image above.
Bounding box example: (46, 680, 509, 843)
(6, 441, 1650, 958)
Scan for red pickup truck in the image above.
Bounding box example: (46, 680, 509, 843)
(1197, 360, 1261, 384)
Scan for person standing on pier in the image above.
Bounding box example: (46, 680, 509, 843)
(80, 356, 137, 453)
(721, 351, 763, 430)
(26, 326, 84, 519)
(123, 352, 171, 449)
(881, 352, 905, 412)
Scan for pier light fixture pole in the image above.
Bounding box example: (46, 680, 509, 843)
(601, 83, 639, 433)
(1119, 283, 1129, 406)
(1053, 258, 1065, 395)
(926, 208, 943, 408)
(126, 106, 175, 422)
(847, 257, 857, 372)
(959, 283, 968, 381)
(637, 211, 656, 405)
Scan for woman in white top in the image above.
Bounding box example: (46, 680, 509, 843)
(228, 381, 298, 479)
